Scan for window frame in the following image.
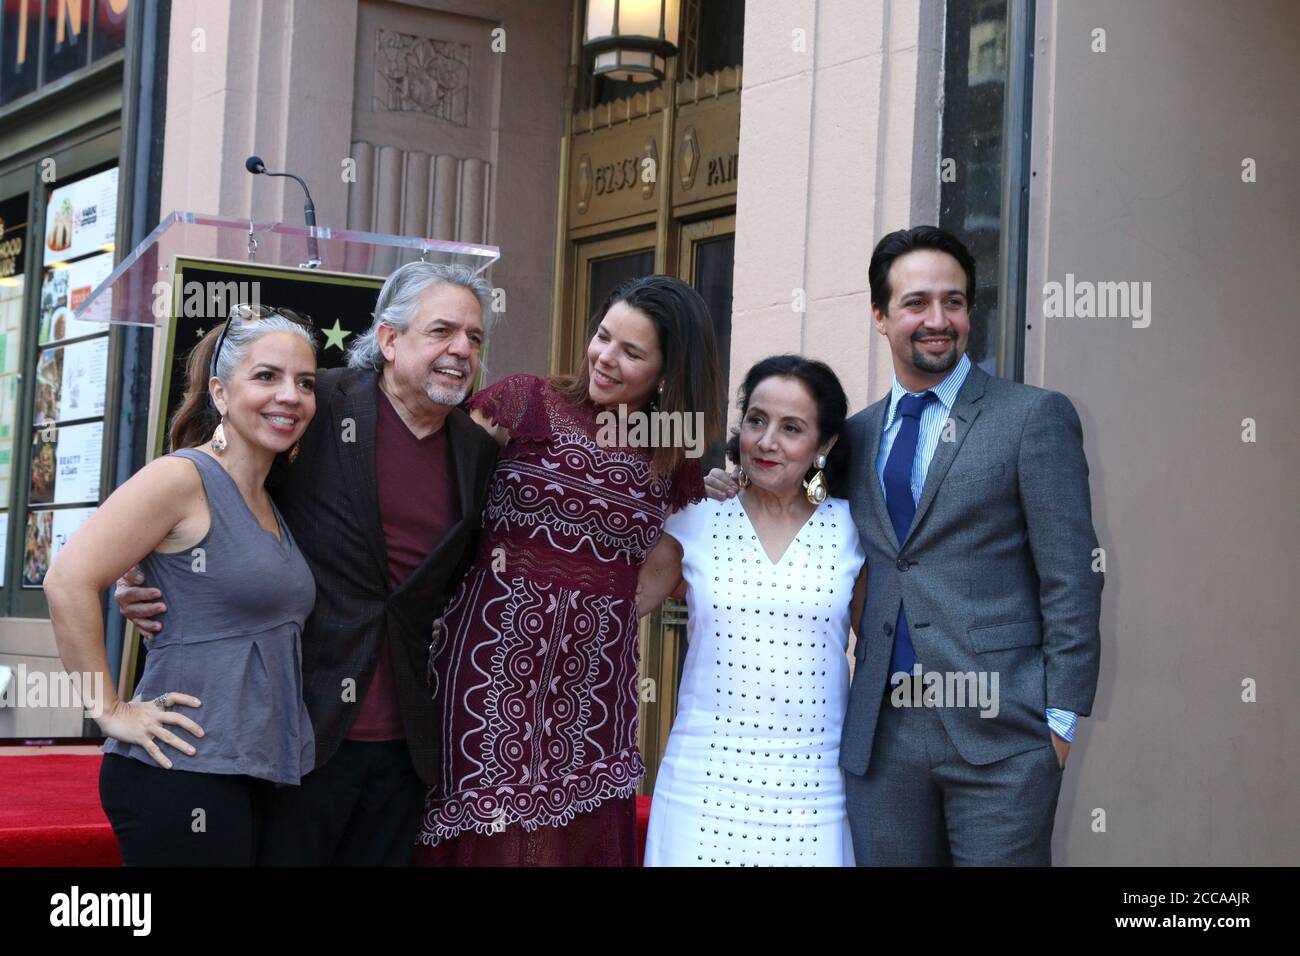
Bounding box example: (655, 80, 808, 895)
(994, 0, 1035, 382)
(0, 127, 122, 616)
(939, 0, 1035, 383)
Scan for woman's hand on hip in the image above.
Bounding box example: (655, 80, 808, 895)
(96, 693, 205, 769)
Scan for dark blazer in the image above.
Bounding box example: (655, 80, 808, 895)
(835, 363, 1103, 774)
(270, 366, 499, 786)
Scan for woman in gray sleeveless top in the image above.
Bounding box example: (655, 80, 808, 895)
(46, 306, 319, 866)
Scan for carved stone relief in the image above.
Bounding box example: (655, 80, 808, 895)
(374, 28, 471, 126)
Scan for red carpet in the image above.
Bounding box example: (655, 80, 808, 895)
(0, 755, 121, 867)
(0, 754, 650, 866)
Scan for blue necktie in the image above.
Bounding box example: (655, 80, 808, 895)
(884, 391, 936, 681)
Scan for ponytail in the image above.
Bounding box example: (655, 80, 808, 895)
(167, 327, 223, 451)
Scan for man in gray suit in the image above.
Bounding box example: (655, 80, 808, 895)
(832, 225, 1102, 865)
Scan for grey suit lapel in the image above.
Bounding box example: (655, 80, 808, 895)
(902, 363, 989, 547)
(856, 398, 895, 547)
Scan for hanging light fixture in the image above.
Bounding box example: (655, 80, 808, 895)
(584, 0, 681, 83)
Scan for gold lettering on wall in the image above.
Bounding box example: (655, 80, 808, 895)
(56, 0, 85, 46)
(706, 153, 738, 187)
(670, 88, 741, 210)
(17, 0, 30, 65)
(593, 155, 640, 197)
(0, 234, 23, 277)
(568, 116, 662, 225)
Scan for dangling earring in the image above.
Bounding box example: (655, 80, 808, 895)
(736, 465, 751, 490)
(803, 453, 828, 504)
(211, 419, 228, 455)
(288, 441, 301, 464)
(650, 380, 664, 412)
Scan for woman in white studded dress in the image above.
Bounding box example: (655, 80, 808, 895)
(638, 356, 866, 866)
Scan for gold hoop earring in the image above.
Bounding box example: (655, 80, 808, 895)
(211, 420, 228, 455)
(803, 453, 828, 504)
(736, 465, 751, 490)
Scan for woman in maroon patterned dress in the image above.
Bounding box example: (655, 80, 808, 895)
(412, 275, 723, 866)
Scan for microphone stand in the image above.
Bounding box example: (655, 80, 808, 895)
(245, 155, 321, 269)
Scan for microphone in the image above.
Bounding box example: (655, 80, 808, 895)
(245, 154, 321, 268)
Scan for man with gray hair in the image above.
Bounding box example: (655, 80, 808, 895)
(117, 261, 500, 865)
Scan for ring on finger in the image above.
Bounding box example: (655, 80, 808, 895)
(152, 694, 170, 709)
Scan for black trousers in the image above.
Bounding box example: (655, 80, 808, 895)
(257, 739, 426, 866)
(99, 753, 272, 866)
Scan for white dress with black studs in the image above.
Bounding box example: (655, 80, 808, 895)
(645, 495, 866, 866)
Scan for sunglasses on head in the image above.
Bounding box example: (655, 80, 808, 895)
(211, 303, 315, 377)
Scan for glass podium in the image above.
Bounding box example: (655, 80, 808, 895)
(73, 211, 500, 327)
(71, 210, 501, 459)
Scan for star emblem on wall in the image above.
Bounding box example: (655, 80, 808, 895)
(322, 319, 352, 351)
